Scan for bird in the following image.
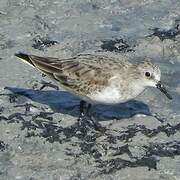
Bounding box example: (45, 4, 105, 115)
(15, 53, 172, 121)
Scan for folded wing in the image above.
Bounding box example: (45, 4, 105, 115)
(15, 53, 112, 95)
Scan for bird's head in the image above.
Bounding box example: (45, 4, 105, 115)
(132, 59, 172, 100)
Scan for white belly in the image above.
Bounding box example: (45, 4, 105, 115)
(87, 86, 122, 104)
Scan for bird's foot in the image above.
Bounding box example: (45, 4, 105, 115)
(78, 113, 106, 133)
(77, 100, 106, 133)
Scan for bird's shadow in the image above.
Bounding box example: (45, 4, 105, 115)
(4, 87, 151, 120)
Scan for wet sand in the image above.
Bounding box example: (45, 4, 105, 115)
(0, 0, 180, 179)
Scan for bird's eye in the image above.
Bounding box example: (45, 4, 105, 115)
(145, 72, 151, 77)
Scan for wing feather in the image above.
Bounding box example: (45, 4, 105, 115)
(15, 53, 114, 95)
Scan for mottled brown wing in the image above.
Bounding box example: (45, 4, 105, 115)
(17, 53, 112, 95)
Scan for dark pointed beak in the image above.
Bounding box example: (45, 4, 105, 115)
(156, 81, 172, 100)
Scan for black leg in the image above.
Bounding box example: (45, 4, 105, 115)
(78, 101, 106, 132)
(79, 100, 86, 120)
(78, 100, 93, 120)
(86, 103, 92, 117)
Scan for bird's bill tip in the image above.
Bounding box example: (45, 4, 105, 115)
(14, 52, 28, 58)
(156, 81, 172, 100)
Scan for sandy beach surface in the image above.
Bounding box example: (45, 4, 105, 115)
(0, 0, 180, 179)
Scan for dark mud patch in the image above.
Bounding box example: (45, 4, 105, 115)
(148, 22, 180, 41)
(0, 141, 8, 152)
(98, 140, 180, 174)
(114, 123, 180, 141)
(32, 35, 58, 51)
(0, 92, 23, 104)
(144, 141, 180, 158)
(0, 103, 180, 175)
(97, 155, 158, 174)
(100, 38, 135, 53)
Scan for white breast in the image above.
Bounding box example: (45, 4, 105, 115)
(87, 86, 122, 104)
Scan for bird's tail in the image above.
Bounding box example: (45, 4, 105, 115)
(14, 52, 62, 79)
(15, 53, 35, 67)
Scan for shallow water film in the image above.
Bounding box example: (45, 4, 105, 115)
(0, 0, 180, 179)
